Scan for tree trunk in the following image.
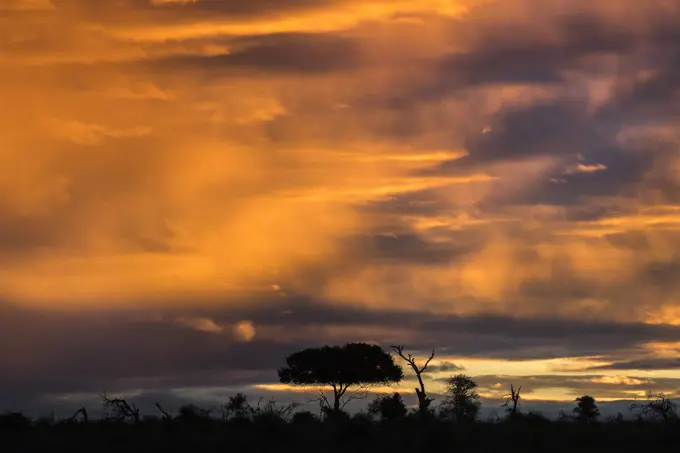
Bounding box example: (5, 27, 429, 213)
(415, 388, 429, 416)
(415, 379, 433, 417)
(333, 392, 341, 412)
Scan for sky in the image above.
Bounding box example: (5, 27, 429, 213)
(2, 0, 680, 418)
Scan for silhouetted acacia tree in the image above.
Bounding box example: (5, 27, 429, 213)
(630, 392, 677, 421)
(573, 395, 600, 422)
(368, 392, 408, 421)
(503, 384, 522, 416)
(440, 374, 481, 423)
(279, 343, 403, 412)
(391, 345, 435, 417)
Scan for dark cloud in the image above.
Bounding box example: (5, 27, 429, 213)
(597, 60, 680, 126)
(51, 0, 338, 19)
(149, 33, 362, 74)
(359, 189, 454, 218)
(340, 233, 480, 266)
(605, 231, 651, 251)
(425, 361, 465, 374)
(381, 4, 680, 190)
(418, 314, 680, 359)
(590, 358, 680, 371)
(395, 7, 674, 106)
(0, 211, 60, 254)
(418, 100, 603, 175)
(0, 305, 307, 397)
(642, 260, 680, 292)
(429, 12, 637, 92)
(193, 302, 680, 358)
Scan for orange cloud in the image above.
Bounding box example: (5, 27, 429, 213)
(0, 0, 678, 331)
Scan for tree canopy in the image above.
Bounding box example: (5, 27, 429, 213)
(278, 343, 403, 411)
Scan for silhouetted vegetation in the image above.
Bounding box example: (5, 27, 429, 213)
(2, 343, 680, 452)
(279, 342, 403, 412)
(5, 403, 680, 453)
(439, 374, 481, 423)
(573, 395, 600, 422)
(367, 392, 408, 421)
(630, 392, 677, 421)
(503, 384, 522, 416)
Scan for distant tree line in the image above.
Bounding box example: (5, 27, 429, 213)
(278, 342, 677, 423)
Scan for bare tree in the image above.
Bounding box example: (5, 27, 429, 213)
(100, 393, 140, 423)
(503, 384, 522, 416)
(630, 392, 677, 421)
(68, 407, 88, 424)
(391, 345, 436, 417)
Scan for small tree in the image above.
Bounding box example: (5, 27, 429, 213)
(178, 404, 213, 421)
(573, 395, 600, 422)
(391, 345, 435, 417)
(279, 343, 403, 413)
(440, 374, 481, 423)
(503, 384, 522, 416)
(100, 393, 140, 423)
(223, 393, 253, 420)
(630, 392, 677, 421)
(368, 392, 408, 421)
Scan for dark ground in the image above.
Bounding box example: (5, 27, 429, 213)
(2, 412, 679, 453)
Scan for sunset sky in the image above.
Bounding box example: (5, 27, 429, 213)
(2, 0, 680, 417)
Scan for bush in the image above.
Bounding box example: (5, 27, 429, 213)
(368, 393, 408, 421)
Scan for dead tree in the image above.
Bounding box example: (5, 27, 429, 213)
(391, 345, 435, 416)
(503, 384, 522, 416)
(100, 393, 140, 423)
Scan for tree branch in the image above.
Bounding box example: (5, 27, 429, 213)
(341, 386, 369, 410)
(155, 403, 171, 420)
(418, 349, 436, 374)
(68, 407, 88, 424)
